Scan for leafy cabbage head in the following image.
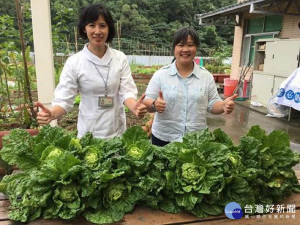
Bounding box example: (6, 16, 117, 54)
(181, 163, 202, 183)
(267, 177, 283, 188)
(108, 184, 125, 202)
(69, 138, 82, 151)
(59, 184, 77, 203)
(127, 146, 143, 160)
(84, 152, 98, 168)
(46, 148, 63, 159)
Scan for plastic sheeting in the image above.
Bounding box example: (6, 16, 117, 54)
(274, 68, 300, 111)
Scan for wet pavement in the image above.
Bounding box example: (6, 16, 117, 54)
(206, 102, 300, 170)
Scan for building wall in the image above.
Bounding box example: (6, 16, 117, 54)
(230, 18, 245, 79)
(230, 0, 300, 80)
(230, 0, 249, 80)
(281, 15, 300, 38)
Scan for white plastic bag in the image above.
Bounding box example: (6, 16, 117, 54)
(274, 67, 300, 111)
(266, 94, 289, 118)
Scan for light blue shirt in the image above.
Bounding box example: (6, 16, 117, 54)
(145, 61, 221, 142)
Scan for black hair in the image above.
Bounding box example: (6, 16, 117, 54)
(78, 3, 115, 43)
(171, 27, 200, 53)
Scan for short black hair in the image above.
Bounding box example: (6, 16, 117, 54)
(171, 27, 200, 53)
(78, 3, 115, 43)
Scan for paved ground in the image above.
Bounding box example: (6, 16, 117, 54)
(206, 100, 300, 170)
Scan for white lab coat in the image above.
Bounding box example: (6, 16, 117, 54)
(53, 44, 137, 138)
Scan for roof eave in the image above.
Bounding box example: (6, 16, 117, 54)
(196, 0, 300, 26)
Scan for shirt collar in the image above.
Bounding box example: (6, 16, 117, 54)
(82, 43, 113, 66)
(170, 60, 201, 79)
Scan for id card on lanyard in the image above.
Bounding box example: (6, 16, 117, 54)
(94, 62, 114, 107)
(98, 96, 113, 107)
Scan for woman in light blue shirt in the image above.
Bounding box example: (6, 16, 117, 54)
(144, 27, 237, 146)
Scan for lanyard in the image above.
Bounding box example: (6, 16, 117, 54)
(94, 63, 111, 97)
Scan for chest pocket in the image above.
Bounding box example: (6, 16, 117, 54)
(162, 85, 178, 103)
(189, 87, 205, 102)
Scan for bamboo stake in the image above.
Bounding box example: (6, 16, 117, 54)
(74, 27, 78, 52)
(117, 20, 121, 51)
(233, 61, 253, 95)
(1, 67, 13, 112)
(14, 0, 36, 122)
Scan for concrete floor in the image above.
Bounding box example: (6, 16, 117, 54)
(206, 102, 300, 170)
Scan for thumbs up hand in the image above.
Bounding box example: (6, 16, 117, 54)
(223, 94, 238, 114)
(155, 91, 166, 113)
(36, 101, 53, 125)
(135, 93, 147, 119)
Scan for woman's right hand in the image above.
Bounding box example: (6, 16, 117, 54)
(35, 101, 53, 125)
(155, 91, 166, 113)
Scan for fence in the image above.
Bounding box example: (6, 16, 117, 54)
(127, 55, 173, 66)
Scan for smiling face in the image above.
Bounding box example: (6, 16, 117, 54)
(85, 15, 109, 51)
(174, 35, 197, 66)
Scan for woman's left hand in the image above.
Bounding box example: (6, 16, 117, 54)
(135, 93, 147, 119)
(223, 94, 238, 114)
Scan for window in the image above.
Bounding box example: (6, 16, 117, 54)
(264, 15, 283, 32)
(247, 15, 282, 34)
(240, 15, 282, 66)
(248, 17, 265, 34)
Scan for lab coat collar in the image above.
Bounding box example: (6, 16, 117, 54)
(82, 43, 113, 66)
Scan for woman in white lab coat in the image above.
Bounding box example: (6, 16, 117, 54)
(36, 3, 146, 138)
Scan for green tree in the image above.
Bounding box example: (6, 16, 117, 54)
(0, 0, 236, 57)
(119, 4, 152, 42)
(0, 0, 15, 18)
(50, 0, 78, 54)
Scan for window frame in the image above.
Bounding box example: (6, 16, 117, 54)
(241, 32, 279, 66)
(240, 15, 282, 67)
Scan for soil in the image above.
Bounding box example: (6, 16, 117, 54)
(0, 91, 39, 131)
(57, 104, 152, 132)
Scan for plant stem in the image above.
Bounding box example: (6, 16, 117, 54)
(2, 68, 14, 113)
(14, 0, 36, 121)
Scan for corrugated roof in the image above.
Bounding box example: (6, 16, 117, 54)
(197, 0, 274, 18)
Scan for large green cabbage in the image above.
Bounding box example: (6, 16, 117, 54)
(0, 125, 299, 224)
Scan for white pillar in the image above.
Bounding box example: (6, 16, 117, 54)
(30, 0, 57, 125)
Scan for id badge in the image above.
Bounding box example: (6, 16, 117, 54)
(98, 96, 114, 107)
